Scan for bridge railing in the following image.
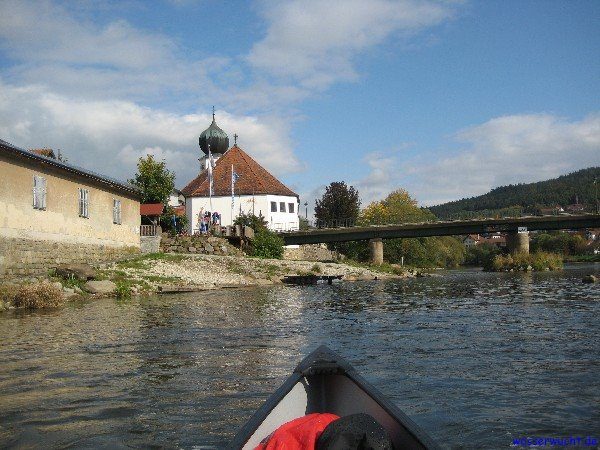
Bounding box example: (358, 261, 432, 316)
(292, 211, 594, 232)
(313, 218, 357, 229)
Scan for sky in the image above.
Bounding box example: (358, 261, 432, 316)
(1, 0, 599, 214)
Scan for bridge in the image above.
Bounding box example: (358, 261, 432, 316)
(280, 214, 600, 264)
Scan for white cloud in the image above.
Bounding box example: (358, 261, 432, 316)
(0, 80, 301, 188)
(356, 113, 600, 207)
(0, 3, 172, 68)
(247, 0, 454, 89)
(0, 0, 464, 196)
(0, 0, 227, 104)
(354, 151, 404, 205)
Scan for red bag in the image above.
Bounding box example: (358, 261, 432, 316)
(255, 413, 340, 450)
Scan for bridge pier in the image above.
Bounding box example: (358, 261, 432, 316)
(506, 231, 529, 255)
(369, 238, 383, 265)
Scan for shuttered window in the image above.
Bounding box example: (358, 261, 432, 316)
(78, 188, 89, 218)
(113, 199, 122, 224)
(32, 176, 47, 210)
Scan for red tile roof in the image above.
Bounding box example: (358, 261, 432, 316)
(181, 145, 298, 198)
(172, 205, 186, 217)
(140, 203, 164, 216)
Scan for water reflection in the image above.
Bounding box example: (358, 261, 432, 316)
(0, 264, 598, 448)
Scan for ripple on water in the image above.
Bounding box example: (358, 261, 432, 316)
(0, 264, 599, 448)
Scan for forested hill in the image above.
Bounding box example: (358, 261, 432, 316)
(429, 167, 600, 220)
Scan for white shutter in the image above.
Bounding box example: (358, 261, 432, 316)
(33, 176, 38, 208)
(79, 188, 89, 218)
(33, 176, 46, 210)
(40, 177, 47, 209)
(113, 199, 121, 224)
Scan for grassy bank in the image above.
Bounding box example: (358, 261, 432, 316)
(0, 252, 408, 311)
(563, 254, 600, 263)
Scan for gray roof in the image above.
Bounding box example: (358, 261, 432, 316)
(199, 118, 229, 155)
(0, 138, 140, 199)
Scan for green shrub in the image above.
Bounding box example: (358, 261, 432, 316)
(234, 213, 268, 232)
(2, 282, 64, 309)
(531, 232, 587, 256)
(488, 252, 563, 271)
(530, 252, 563, 271)
(250, 230, 284, 259)
(310, 264, 322, 273)
(115, 282, 132, 300)
(465, 243, 501, 267)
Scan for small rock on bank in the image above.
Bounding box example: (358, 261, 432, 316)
(55, 264, 97, 281)
(84, 280, 117, 294)
(582, 275, 597, 284)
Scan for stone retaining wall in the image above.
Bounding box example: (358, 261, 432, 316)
(0, 237, 139, 281)
(283, 244, 339, 261)
(140, 235, 161, 254)
(160, 234, 242, 256)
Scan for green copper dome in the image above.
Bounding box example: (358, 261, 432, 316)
(199, 112, 229, 155)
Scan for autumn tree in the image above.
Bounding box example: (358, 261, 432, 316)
(314, 182, 360, 226)
(360, 189, 435, 225)
(357, 189, 465, 267)
(129, 155, 175, 204)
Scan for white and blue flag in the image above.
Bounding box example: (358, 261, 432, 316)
(231, 165, 240, 209)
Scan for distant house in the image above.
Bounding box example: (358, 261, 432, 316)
(565, 203, 585, 213)
(30, 148, 57, 159)
(168, 189, 185, 207)
(482, 234, 507, 248)
(463, 233, 506, 248)
(538, 206, 564, 215)
(463, 234, 482, 247)
(0, 139, 141, 279)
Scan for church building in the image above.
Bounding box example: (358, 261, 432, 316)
(181, 113, 300, 233)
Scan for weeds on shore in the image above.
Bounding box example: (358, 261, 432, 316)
(0, 282, 64, 309)
(115, 282, 131, 300)
(488, 252, 563, 271)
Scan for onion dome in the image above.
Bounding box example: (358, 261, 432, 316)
(199, 108, 229, 155)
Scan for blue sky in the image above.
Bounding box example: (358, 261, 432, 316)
(1, 0, 598, 212)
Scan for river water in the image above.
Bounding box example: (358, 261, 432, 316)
(0, 264, 599, 449)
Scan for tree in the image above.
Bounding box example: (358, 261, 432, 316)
(129, 155, 175, 204)
(160, 206, 188, 235)
(314, 182, 360, 227)
(233, 213, 268, 232)
(359, 189, 464, 267)
(360, 189, 435, 225)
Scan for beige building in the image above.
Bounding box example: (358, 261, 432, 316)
(0, 139, 141, 279)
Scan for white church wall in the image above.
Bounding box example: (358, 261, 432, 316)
(266, 195, 299, 232)
(186, 194, 299, 233)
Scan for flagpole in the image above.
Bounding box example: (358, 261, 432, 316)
(231, 164, 234, 225)
(208, 144, 213, 213)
